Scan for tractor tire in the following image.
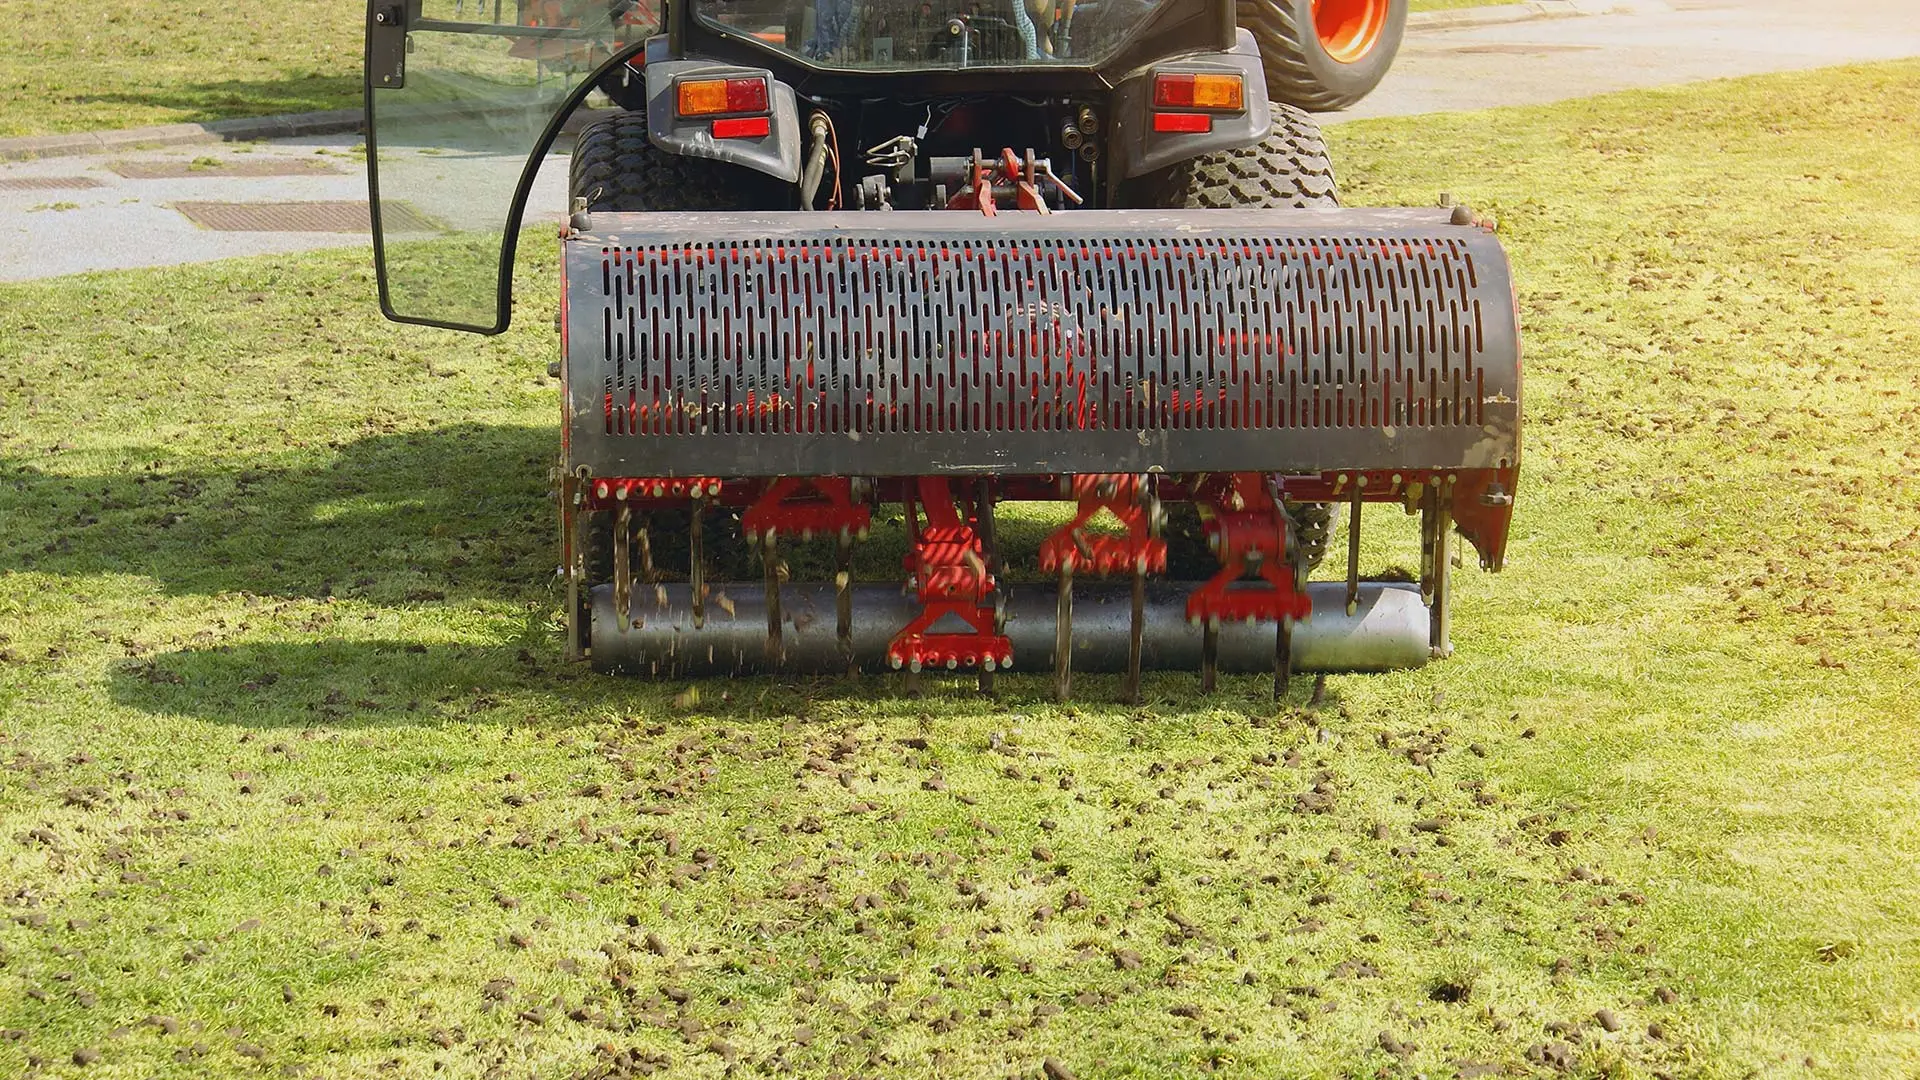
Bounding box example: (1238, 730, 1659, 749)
(569, 111, 791, 213)
(570, 111, 782, 596)
(1237, 0, 1406, 112)
(1125, 108, 1341, 576)
(1121, 104, 1339, 210)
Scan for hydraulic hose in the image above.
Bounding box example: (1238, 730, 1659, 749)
(799, 112, 831, 209)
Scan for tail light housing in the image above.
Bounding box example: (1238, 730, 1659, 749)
(1152, 72, 1244, 110)
(675, 76, 771, 138)
(1150, 70, 1245, 134)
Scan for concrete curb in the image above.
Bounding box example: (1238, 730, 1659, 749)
(0, 110, 363, 163)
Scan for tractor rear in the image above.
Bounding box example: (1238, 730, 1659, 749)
(362, 0, 1517, 699)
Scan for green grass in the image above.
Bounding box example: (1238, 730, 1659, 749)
(0, 0, 365, 137)
(6, 60, 1920, 1079)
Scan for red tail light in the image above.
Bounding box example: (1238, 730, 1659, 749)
(1152, 72, 1244, 111)
(711, 115, 772, 139)
(1153, 113, 1213, 134)
(677, 76, 770, 117)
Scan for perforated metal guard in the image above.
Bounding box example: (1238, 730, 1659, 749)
(563, 209, 1520, 478)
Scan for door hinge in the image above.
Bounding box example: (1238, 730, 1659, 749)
(368, 2, 409, 89)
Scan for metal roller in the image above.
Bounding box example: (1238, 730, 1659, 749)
(590, 581, 1431, 676)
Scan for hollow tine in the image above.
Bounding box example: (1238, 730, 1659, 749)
(613, 504, 632, 633)
(1201, 620, 1219, 693)
(1427, 490, 1453, 659)
(562, 480, 583, 662)
(977, 478, 997, 696)
(764, 533, 784, 666)
(1053, 566, 1073, 702)
(1122, 566, 1144, 705)
(1346, 483, 1362, 617)
(1274, 617, 1292, 700)
(1419, 486, 1439, 607)
(690, 498, 705, 630)
(900, 486, 920, 697)
(836, 532, 854, 677)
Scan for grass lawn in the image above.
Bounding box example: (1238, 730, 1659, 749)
(0, 0, 365, 137)
(5, 60, 1920, 1079)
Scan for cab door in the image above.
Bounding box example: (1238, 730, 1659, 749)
(364, 0, 649, 332)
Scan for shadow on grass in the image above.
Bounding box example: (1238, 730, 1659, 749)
(104, 634, 1331, 728)
(8, 420, 1349, 724)
(64, 74, 363, 126)
(105, 637, 621, 729)
(1, 422, 556, 606)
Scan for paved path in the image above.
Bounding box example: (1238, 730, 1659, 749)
(3, 0, 1918, 282)
(1338, 0, 1920, 120)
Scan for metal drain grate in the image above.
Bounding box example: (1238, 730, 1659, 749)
(173, 200, 437, 234)
(112, 159, 343, 179)
(0, 176, 106, 191)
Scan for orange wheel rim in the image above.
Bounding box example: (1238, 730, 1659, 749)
(1311, 0, 1389, 64)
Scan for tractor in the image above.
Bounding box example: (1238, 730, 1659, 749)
(361, 0, 1517, 699)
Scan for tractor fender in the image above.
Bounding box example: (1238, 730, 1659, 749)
(644, 57, 805, 184)
(1109, 28, 1273, 183)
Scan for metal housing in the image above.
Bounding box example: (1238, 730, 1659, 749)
(562, 208, 1520, 479)
(643, 60, 805, 183)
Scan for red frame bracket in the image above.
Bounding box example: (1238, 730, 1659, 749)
(740, 476, 871, 542)
(888, 477, 1012, 672)
(1037, 474, 1167, 576)
(1186, 473, 1312, 625)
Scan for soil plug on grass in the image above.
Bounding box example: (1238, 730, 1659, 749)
(1377, 1031, 1415, 1058)
(1527, 1041, 1576, 1071)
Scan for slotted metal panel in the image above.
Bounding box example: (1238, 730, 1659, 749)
(563, 209, 1520, 478)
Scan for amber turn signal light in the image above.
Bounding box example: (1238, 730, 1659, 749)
(1151, 72, 1244, 111)
(676, 76, 770, 117)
